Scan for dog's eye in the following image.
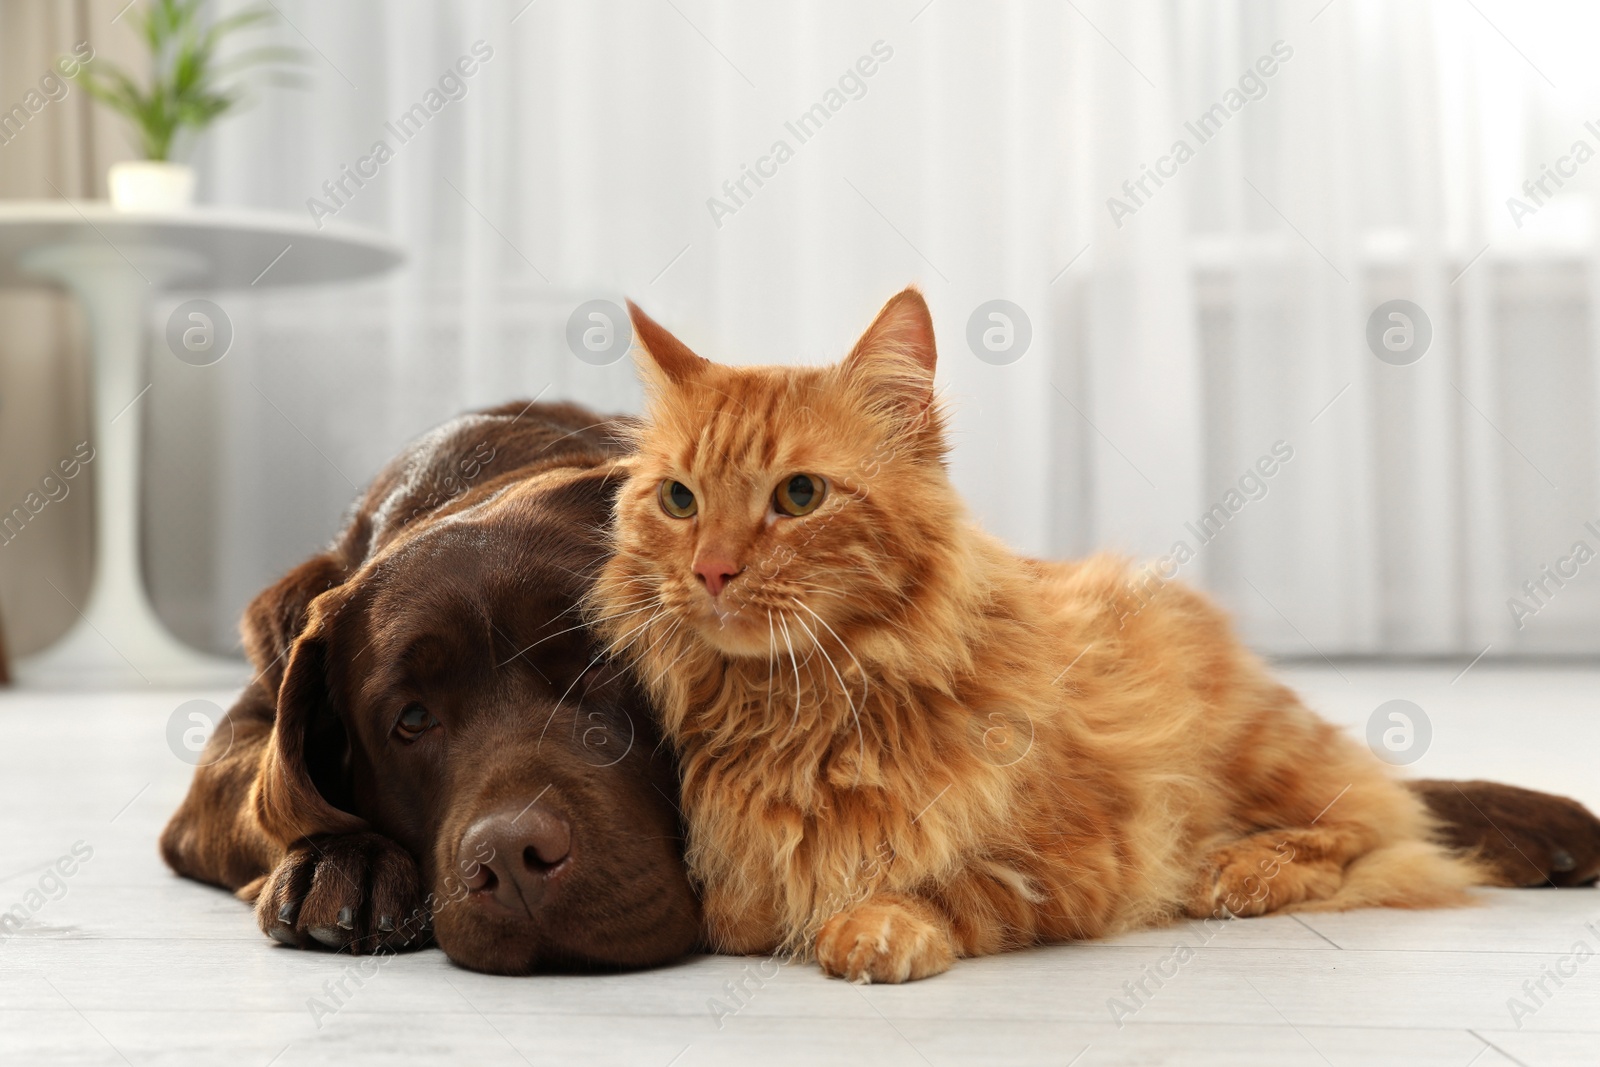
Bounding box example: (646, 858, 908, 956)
(394, 702, 438, 741)
(659, 479, 697, 518)
(774, 473, 826, 517)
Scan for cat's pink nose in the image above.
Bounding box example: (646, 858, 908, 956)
(694, 557, 743, 597)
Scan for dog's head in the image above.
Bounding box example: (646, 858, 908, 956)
(248, 462, 699, 973)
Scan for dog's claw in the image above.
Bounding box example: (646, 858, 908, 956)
(308, 926, 345, 949)
(255, 833, 428, 955)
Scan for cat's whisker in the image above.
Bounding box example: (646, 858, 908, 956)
(539, 559, 613, 583)
(765, 610, 777, 723)
(635, 609, 686, 663)
(591, 593, 666, 615)
(794, 599, 870, 709)
(502, 600, 651, 667)
(536, 596, 590, 624)
(775, 611, 803, 739)
(536, 646, 618, 748)
(792, 611, 866, 784)
(647, 626, 697, 689)
(592, 598, 667, 631)
(608, 575, 663, 591)
(595, 585, 662, 601)
(601, 605, 668, 661)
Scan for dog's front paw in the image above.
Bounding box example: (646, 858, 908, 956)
(815, 896, 954, 983)
(255, 833, 429, 954)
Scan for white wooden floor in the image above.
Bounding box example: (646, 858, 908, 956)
(2, 664, 1597, 1066)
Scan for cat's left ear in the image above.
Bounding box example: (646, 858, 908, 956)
(842, 287, 937, 411)
(627, 300, 709, 385)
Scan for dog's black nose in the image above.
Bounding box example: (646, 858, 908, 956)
(459, 804, 572, 916)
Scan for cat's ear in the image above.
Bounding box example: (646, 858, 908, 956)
(842, 287, 937, 411)
(627, 300, 709, 386)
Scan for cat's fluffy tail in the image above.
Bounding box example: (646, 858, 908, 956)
(1286, 839, 1485, 914)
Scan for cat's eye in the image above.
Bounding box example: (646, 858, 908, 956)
(774, 474, 826, 517)
(394, 702, 439, 741)
(659, 479, 698, 518)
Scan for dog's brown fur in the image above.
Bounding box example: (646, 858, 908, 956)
(1411, 780, 1600, 888)
(161, 401, 699, 973)
(592, 288, 1600, 983)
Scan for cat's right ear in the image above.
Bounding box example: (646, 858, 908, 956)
(627, 300, 709, 386)
(842, 287, 937, 413)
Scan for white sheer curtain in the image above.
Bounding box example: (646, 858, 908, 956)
(144, 0, 1600, 661)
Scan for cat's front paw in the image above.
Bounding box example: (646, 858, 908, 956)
(815, 896, 954, 983)
(1184, 834, 1341, 919)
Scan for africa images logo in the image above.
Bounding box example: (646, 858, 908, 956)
(1106, 41, 1294, 229)
(705, 41, 894, 228)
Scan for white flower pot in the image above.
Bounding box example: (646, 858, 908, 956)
(108, 161, 196, 212)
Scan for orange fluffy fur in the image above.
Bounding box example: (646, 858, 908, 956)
(589, 287, 1485, 983)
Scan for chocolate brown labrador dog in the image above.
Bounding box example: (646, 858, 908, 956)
(162, 400, 1599, 975)
(161, 401, 699, 973)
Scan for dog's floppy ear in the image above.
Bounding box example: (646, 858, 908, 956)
(253, 594, 367, 845)
(241, 553, 348, 694)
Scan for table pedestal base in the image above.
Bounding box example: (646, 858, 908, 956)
(0, 204, 400, 692)
(14, 243, 248, 691)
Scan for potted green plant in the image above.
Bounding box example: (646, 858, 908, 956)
(70, 0, 301, 211)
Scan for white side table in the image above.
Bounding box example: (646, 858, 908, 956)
(0, 202, 402, 688)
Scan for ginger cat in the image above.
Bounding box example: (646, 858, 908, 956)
(590, 287, 1485, 983)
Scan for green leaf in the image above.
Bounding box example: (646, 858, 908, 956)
(67, 0, 305, 161)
